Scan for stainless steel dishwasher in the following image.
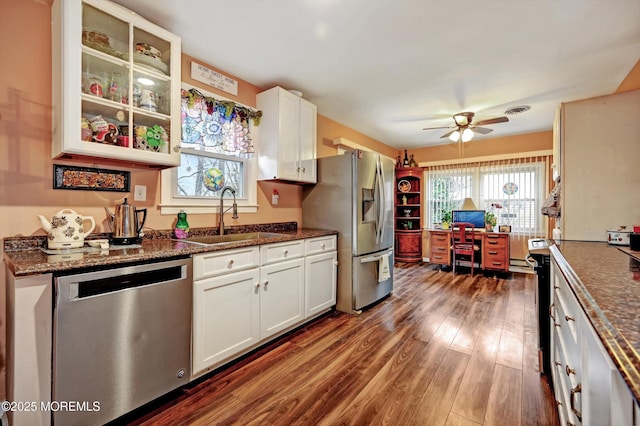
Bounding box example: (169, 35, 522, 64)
(53, 257, 192, 425)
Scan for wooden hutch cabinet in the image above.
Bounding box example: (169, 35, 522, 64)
(394, 167, 423, 263)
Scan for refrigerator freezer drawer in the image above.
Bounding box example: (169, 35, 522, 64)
(352, 249, 393, 311)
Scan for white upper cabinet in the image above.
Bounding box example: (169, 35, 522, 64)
(52, 0, 181, 167)
(256, 87, 317, 183)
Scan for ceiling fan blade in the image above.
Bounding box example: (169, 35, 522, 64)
(473, 116, 509, 126)
(472, 126, 493, 135)
(440, 129, 457, 139)
(422, 125, 453, 131)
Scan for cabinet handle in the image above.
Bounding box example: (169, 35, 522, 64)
(554, 361, 562, 367)
(228, 259, 234, 267)
(334, 260, 339, 266)
(321, 243, 326, 249)
(297, 166, 300, 172)
(488, 251, 498, 255)
(554, 285, 560, 290)
(565, 364, 575, 376)
(434, 255, 442, 260)
(255, 282, 260, 289)
(550, 303, 559, 327)
(301, 167, 306, 173)
(565, 315, 575, 322)
(555, 400, 563, 407)
(264, 280, 269, 287)
(488, 241, 498, 245)
(492, 261, 502, 265)
(567, 422, 575, 426)
(283, 250, 289, 257)
(570, 383, 582, 421)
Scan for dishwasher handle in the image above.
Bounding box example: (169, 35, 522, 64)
(58, 258, 190, 301)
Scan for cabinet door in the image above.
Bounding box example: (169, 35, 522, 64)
(259, 258, 305, 339)
(277, 90, 302, 181)
(52, 0, 181, 167)
(395, 231, 422, 262)
(305, 251, 337, 317)
(298, 98, 317, 183)
(192, 268, 260, 375)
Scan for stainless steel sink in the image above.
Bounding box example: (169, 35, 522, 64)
(180, 232, 287, 245)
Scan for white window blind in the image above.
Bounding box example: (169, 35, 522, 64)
(426, 155, 550, 237)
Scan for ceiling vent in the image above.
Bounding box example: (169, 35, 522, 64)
(504, 105, 531, 115)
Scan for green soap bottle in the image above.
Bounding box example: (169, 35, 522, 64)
(174, 210, 189, 239)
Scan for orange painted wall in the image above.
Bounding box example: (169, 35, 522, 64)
(407, 131, 553, 163)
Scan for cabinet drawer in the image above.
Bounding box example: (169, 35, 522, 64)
(193, 247, 260, 280)
(305, 235, 337, 255)
(483, 255, 509, 271)
(260, 240, 304, 265)
(484, 234, 508, 248)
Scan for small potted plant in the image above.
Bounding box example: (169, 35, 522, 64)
(441, 211, 453, 229)
(485, 212, 497, 231)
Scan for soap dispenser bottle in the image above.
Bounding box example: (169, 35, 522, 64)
(174, 210, 190, 239)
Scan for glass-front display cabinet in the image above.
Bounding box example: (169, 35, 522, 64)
(52, 0, 181, 167)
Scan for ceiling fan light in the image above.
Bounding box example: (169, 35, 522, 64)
(462, 128, 474, 142)
(449, 130, 460, 142)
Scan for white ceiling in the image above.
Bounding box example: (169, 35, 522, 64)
(113, 0, 640, 149)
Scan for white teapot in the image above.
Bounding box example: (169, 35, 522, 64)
(37, 209, 96, 249)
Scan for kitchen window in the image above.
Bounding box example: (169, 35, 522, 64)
(426, 155, 549, 235)
(160, 85, 259, 214)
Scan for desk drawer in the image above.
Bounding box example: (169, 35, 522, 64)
(429, 232, 450, 265)
(484, 234, 508, 248)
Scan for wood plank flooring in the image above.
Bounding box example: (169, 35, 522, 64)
(127, 263, 559, 426)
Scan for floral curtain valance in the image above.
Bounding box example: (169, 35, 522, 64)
(181, 88, 261, 156)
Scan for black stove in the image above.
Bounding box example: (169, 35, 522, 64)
(526, 238, 552, 378)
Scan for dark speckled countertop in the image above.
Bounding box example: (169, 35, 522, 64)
(3, 222, 337, 277)
(550, 241, 640, 403)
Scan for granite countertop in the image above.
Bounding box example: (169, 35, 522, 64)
(550, 241, 640, 403)
(3, 223, 337, 277)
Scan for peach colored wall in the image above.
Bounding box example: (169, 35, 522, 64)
(317, 115, 398, 159)
(407, 130, 553, 164)
(616, 59, 640, 93)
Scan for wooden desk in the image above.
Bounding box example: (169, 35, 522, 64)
(428, 229, 510, 273)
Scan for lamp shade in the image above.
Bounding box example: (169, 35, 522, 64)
(449, 130, 460, 142)
(461, 197, 477, 210)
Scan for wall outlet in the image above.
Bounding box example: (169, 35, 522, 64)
(134, 185, 147, 201)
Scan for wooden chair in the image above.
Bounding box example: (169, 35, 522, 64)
(451, 222, 480, 275)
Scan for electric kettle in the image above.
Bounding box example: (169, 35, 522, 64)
(37, 209, 96, 249)
(104, 198, 147, 244)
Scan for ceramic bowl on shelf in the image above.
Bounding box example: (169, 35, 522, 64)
(136, 43, 162, 60)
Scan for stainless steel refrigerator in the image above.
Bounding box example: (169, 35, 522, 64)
(302, 150, 394, 314)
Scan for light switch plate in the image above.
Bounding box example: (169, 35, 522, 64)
(134, 185, 147, 201)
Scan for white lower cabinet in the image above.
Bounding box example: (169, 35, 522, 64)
(260, 258, 305, 338)
(305, 251, 337, 317)
(192, 235, 337, 377)
(550, 256, 638, 426)
(192, 268, 260, 375)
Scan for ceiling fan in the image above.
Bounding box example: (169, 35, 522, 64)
(423, 112, 509, 142)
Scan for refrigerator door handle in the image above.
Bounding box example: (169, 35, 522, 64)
(378, 156, 387, 244)
(375, 158, 385, 245)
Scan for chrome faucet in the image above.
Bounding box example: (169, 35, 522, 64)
(219, 186, 238, 235)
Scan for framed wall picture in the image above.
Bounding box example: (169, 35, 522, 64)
(53, 164, 130, 192)
(498, 225, 512, 233)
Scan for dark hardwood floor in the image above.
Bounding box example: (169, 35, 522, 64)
(130, 263, 559, 426)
